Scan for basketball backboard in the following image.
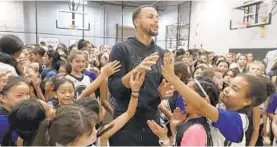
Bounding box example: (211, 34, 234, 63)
(230, 0, 276, 30)
(56, 0, 90, 31)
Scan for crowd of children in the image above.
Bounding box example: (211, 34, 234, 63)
(0, 5, 277, 147)
(0, 33, 276, 146)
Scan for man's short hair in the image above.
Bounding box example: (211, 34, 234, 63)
(132, 5, 154, 27)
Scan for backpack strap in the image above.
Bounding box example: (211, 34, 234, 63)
(176, 117, 213, 146)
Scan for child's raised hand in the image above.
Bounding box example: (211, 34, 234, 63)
(159, 79, 175, 99)
(132, 52, 159, 73)
(162, 53, 175, 80)
(129, 71, 146, 92)
(101, 60, 121, 78)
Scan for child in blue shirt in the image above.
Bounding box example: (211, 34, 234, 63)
(153, 53, 275, 146)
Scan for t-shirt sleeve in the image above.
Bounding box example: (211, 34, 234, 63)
(212, 109, 243, 143)
(180, 124, 207, 146)
(176, 95, 185, 113)
(45, 71, 57, 79)
(47, 101, 54, 109)
(267, 93, 277, 113)
(108, 43, 131, 100)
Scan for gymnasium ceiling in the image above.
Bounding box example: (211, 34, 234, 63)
(91, 1, 188, 7)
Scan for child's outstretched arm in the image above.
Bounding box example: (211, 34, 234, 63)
(99, 71, 146, 146)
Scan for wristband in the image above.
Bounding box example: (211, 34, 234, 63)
(131, 94, 139, 98)
(132, 90, 139, 93)
(159, 138, 170, 146)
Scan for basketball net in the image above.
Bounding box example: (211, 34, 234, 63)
(260, 16, 267, 37)
(236, 21, 249, 29)
(70, 25, 77, 35)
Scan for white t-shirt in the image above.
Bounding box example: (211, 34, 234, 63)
(229, 63, 238, 69)
(66, 74, 91, 100)
(0, 62, 18, 76)
(264, 50, 277, 73)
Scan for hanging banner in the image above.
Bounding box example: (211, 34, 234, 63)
(38, 37, 60, 48)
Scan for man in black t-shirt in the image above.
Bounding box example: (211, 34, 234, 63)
(108, 5, 165, 146)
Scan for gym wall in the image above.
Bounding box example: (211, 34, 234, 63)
(0, 1, 191, 49)
(189, 1, 277, 54)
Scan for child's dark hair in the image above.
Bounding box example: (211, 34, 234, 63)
(60, 60, 71, 74)
(194, 76, 219, 106)
(0, 35, 24, 56)
(40, 41, 46, 46)
(57, 43, 67, 51)
(2, 99, 46, 146)
(69, 44, 76, 50)
(32, 45, 45, 57)
(241, 75, 275, 107)
(32, 46, 45, 57)
(193, 66, 207, 78)
(174, 62, 190, 84)
(213, 55, 226, 66)
(45, 50, 61, 71)
(216, 60, 230, 69)
(77, 39, 91, 50)
(175, 48, 185, 58)
(0, 76, 25, 95)
(185, 49, 193, 56)
(236, 54, 248, 62)
(97, 53, 109, 69)
(56, 47, 69, 56)
(194, 60, 207, 69)
(33, 105, 98, 146)
(74, 97, 99, 114)
(52, 77, 74, 92)
(0, 52, 21, 75)
(224, 69, 238, 78)
(201, 68, 222, 79)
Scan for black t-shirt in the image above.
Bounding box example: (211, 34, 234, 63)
(109, 37, 165, 123)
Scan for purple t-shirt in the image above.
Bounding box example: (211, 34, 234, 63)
(267, 92, 277, 113)
(176, 95, 185, 113)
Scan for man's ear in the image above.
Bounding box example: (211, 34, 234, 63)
(134, 18, 139, 27)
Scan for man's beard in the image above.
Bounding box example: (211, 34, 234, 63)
(143, 27, 158, 36)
